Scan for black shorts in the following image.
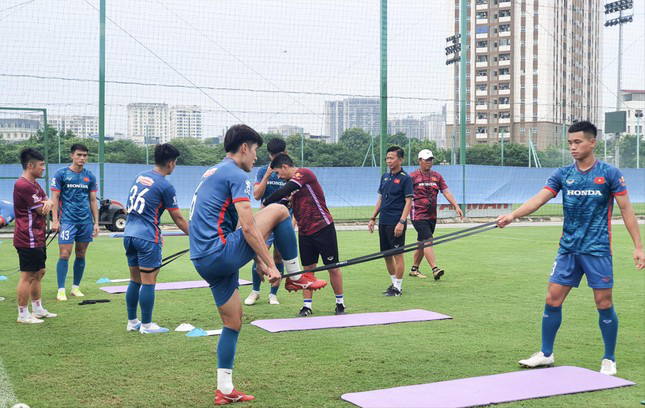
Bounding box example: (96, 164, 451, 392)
(411, 219, 437, 241)
(379, 224, 406, 252)
(16, 247, 47, 272)
(299, 223, 339, 266)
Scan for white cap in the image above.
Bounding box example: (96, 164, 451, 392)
(418, 149, 434, 160)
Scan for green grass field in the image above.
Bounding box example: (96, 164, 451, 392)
(0, 225, 643, 408)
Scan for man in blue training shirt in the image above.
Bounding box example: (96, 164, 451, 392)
(123, 143, 190, 334)
(189, 125, 326, 406)
(245, 137, 289, 306)
(51, 144, 99, 301)
(497, 121, 644, 376)
(0, 199, 15, 229)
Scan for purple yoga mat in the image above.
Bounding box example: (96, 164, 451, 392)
(100, 279, 251, 294)
(251, 309, 451, 333)
(341, 366, 635, 408)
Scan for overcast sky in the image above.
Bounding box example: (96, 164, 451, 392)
(0, 0, 643, 137)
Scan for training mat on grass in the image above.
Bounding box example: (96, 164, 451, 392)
(341, 366, 635, 408)
(100, 279, 251, 294)
(251, 309, 451, 333)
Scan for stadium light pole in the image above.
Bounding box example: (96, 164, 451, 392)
(379, 0, 387, 174)
(459, 0, 467, 215)
(605, 0, 634, 167)
(98, 0, 106, 199)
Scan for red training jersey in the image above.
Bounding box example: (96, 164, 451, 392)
(290, 168, 333, 236)
(13, 176, 48, 248)
(410, 169, 448, 221)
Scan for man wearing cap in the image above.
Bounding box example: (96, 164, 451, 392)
(409, 149, 463, 280)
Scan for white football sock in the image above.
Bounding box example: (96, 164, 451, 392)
(217, 368, 234, 394)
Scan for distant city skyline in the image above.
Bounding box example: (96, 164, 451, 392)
(0, 0, 643, 141)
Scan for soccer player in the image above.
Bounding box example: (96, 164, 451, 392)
(368, 146, 413, 296)
(0, 199, 15, 229)
(189, 125, 326, 405)
(245, 137, 289, 306)
(123, 144, 189, 334)
(51, 144, 99, 301)
(497, 121, 644, 376)
(409, 149, 463, 280)
(263, 153, 345, 317)
(13, 148, 57, 323)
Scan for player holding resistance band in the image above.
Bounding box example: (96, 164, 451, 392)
(189, 125, 326, 405)
(122, 143, 190, 334)
(497, 121, 644, 376)
(263, 153, 346, 317)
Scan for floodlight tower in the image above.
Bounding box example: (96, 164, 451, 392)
(604, 0, 634, 167)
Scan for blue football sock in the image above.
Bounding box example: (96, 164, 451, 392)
(56, 258, 69, 289)
(541, 304, 562, 357)
(126, 281, 142, 320)
(251, 261, 261, 292)
(598, 306, 618, 361)
(72, 258, 86, 286)
(270, 263, 284, 295)
(273, 217, 298, 260)
(217, 327, 240, 369)
(139, 284, 156, 324)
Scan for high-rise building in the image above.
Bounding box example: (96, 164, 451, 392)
(46, 115, 99, 138)
(324, 100, 344, 143)
(446, 0, 602, 149)
(424, 107, 448, 148)
(169, 105, 202, 139)
(620, 90, 645, 135)
(325, 98, 380, 142)
(388, 117, 427, 140)
(127, 103, 169, 145)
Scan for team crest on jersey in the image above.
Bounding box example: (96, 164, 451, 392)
(136, 176, 155, 186)
(294, 172, 302, 179)
(83, 177, 90, 182)
(594, 177, 605, 185)
(565, 179, 575, 185)
(202, 168, 217, 178)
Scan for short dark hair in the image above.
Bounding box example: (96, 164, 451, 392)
(70, 143, 89, 153)
(568, 121, 597, 139)
(154, 143, 180, 166)
(386, 145, 405, 158)
(267, 138, 287, 155)
(20, 148, 45, 169)
(270, 153, 295, 169)
(224, 124, 263, 153)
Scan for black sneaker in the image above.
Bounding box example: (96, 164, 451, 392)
(297, 307, 312, 317)
(382, 284, 394, 294)
(432, 267, 445, 281)
(384, 286, 402, 297)
(335, 303, 346, 315)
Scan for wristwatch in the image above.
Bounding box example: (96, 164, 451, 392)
(399, 219, 406, 224)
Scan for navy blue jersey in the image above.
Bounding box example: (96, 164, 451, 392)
(0, 199, 14, 226)
(124, 170, 179, 244)
(255, 164, 286, 200)
(545, 161, 628, 256)
(378, 170, 414, 225)
(51, 167, 97, 224)
(189, 158, 252, 259)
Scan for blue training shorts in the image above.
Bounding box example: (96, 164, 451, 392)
(549, 253, 613, 289)
(192, 228, 256, 307)
(124, 236, 163, 270)
(59, 223, 94, 244)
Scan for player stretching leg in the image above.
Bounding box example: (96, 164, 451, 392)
(189, 125, 326, 405)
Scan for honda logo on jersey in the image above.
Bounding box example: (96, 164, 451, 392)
(594, 177, 605, 184)
(566, 190, 602, 196)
